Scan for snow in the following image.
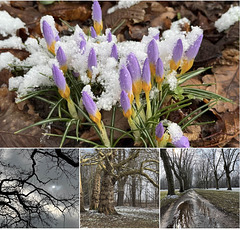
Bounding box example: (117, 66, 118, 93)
(215, 5, 240, 32)
(0, 52, 21, 71)
(164, 71, 177, 91)
(107, 0, 141, 14)
(167, 122, 183, 142)
(0, 36, 24, 49)
(0, 10, 26, 37)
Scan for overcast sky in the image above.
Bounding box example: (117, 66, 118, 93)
(0, 149, 79, 228)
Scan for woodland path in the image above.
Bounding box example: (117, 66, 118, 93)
(161, 189, 239, 228)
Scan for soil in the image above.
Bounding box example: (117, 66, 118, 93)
(80, 206, 159, 228)
(160, 189, 239, 228)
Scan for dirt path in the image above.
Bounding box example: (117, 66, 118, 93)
(161, 189, 239, 228)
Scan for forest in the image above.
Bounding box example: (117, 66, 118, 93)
(80, 148, 159, 228)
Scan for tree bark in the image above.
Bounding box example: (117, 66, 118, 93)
(80, 173, 86, 212)
(89, 165, 101, 210)
(160, 149, 175, 195)
(131, 175, 136, 207)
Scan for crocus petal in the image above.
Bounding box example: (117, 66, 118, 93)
(147, 39, 159, 65)
(42, 20, 55, 46)
(52, 64, 66, 91)
(173, 135, 190, 148)
(107, 30, 112, 42)
(88, 48, 97, 72)
(127, 52, 141, 83)
(120, 90, 132, 119)
(92, 0, 102, 23)
(153, 32, 159, 40)
(172, 39, 183, 63)
(56, 46, 67, 67)
(90, 26, 97, 38)
(142, 58, 152, 92)
(110, 44, 118, 60)
(155, 122, 164, 142)
(119, 65, 133, 94)
(82, 91, 98, 116)
(156, 57, 164, 78)
(185, 34, 203, 60)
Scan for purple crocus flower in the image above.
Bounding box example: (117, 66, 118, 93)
(92, 0, 102, 23)
(127, 53, 141, 83)
(120, 90, 132, 119)
(82, 91, 101, 124)
(155, 122, 164, 142)
(153, 32, 159, 40)
(90, 26, 97, 38)
(42, 20, 56, 54)
(52, 64, 66, 91)
(79, 33, 86, 54)
(147, 39, 159, 65)
(155, 57, 164, 83)
(56, 46, 67, 68)
(88, 48, 97, 72)
(172, 39, 183, 64)
(142, 58, 151, 92)
(107, 30, 112, 42)
(92, 0, 103, 35)
(119, 65, 133, 103)
(185, 34, 203, 60)
(173, 135, 190, 148)
(110, 44, 118, 60)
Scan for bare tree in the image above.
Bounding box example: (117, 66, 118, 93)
(0, 149, 79, 228)
(221, 149, 239, 190)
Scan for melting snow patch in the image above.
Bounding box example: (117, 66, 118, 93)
(107, 0, 141, 14)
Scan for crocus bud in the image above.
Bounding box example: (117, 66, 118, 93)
(42, 20, 56, 55)
(142, 58, 151, 93)
(155, 57, 164, 84)
(56, 46, 67, 74)
(90, 26, 97, 39)
(180, 34, 203, 75)
(170, 39, 183, 71)
(153, 32, 159, 40)
(127, 53, 142, 96)
(107, 30, 112, 42)
(92, 0, 103, 35)
(155, 122, 164, 142)
(88, 48, 97, 79)
(110, 44, 118, 60)
(120, 90, 132, 119)
(82, 91, 101, 125)
(147, 39, 159, 76)
(79, 34, 86, 54)
(52, 64, 70, 100)
(172, 135, 190, 148)
(119, 65, 134, 103)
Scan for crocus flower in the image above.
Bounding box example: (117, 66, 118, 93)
(52, 64, 70, 100)
(180, 34, 203, 75)
(170, 39, 183, 71)
(110, 44, 118, 60)
(90, 26, 97, 39)
(107, 30, 112, 42)
(155, 122, 164, 142)
(119, 65, 134, 104)
(56, 46, 67, 74)
(120, 90, 132, 119)
(153, 32, 159, 40)
(126, 53, 142, 97)
(155, 57, 164, 84)
(42, 20, 56, 55)
(142, 58, 151, 93)
(147, 39, 159, 76)
(92, 0, 103, 35)
(88, 48, 97, 79)
(79, 34, 86, 54)
(82, 91, 101, 125)
(172, 135, 190, 148)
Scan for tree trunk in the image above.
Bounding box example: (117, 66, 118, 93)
(117, 178, 126, 206)
(90, 165, 101, 210)
(214, 173, 219, 190)
(160, 149, 175, 195)
(226, 169, 232, 190)
(80, 173, 86, 212)
(131, 175, 136, 207)
(98, 153, 117, 215)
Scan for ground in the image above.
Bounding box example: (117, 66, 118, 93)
(160, 189, 239, 228)
(80, 206, 159, 228)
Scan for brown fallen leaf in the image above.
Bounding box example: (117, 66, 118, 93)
(0, 85, 60, 147)
(0, 69, 12, 86)
(202, 64, 239, 113)
(37, 2, 91, 22)
(0, 48, 30, 61)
